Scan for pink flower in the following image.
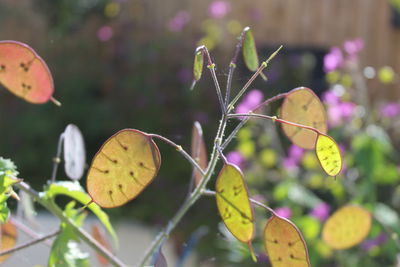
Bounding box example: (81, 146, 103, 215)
(327, 101, 356, 127)
(208, 1, 231, 18)
(324, 47, 343, 73)
(97, 26, 113, 42)
(288, 144, 304, 162)
(282, 157, 297, 171)
(343, 38, 364, 59)
(322, 90, 340, 105)
(275, 207, 292, 219)
(226, 151, 244, 168)
(167, 11, 190, 32)
(380, 102, 400, 118)
(361, 232, 387, 251)
(310, 202, 330, 221)
(235, 89, 264, 114)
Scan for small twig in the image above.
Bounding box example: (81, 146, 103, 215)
(51, 133, 64, 183)
(228, 45, 283, 111)
(202, 189, 276, 215)
(148, 134, 205, 176)
(0, 229, 60, 257)
(10, 217, 53, 247)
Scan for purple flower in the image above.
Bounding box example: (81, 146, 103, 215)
(310, 203, 330, 221)
(235, 89, 264, 115)
(344, 38, 364, 59)
(288, 144, 304, 161)
(380, 102, 400, 118)
(97, 26, 113, 42)
(361, 232, 387, 251)
(208, 1, 231, 18)
(167, 11, 190, 32)
(282, 157, 297, 171)
(226, 151, 244, 168)
(322, 90, 340, 105)
(275, 207, 292, 219)
(324, 47, 343, 73)
(339, 102, 356, 119)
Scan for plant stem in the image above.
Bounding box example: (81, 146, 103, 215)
(11, 217, 53, 246)
(228, 45, 283, 111)
(51, 133, 64, 183)
(149, 134, 205, 176)
(201, 189, 276, 215)
(0, 229, 60, 257)
(138, 113, 228, 266)
(15, 181, 128, 267)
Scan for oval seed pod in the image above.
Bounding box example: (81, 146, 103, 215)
(87, 129, 161, 208)
(63, 124, 86, 180)
(322, 205, 371, 250)
(0, 41, 56, 104)
(191, 121, 207, 186)
(190, 46, 204, 90)
(264, 215, 310, 267)
(215, 163, 254, 245)
(280, 87, 327, 149)
(242, 27, 259, 72)
(315, 134, 342, 177)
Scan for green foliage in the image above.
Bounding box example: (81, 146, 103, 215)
(0, 157, 21, 223)
(48, 202, 90, 267)
(44, 181, 118, 244)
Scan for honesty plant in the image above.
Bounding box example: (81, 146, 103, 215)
(0, 27, 374, 267)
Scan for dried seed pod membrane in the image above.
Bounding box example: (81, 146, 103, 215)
(323, 205, 371, 250)
(191, 121, 207, 186)
(315, 134, 342, 176)
(215, 163, 254, 243)
(242, 27, 259, 72)
(0, 41, 54, 104)
(264, 215, 310, 267)
(0, 220, 17, 263)
(280, 87, 327, 149)
(63, 124, 86, 180)
(87, 129, 161, 208)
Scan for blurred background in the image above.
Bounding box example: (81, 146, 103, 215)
(0, 0, 400, 266)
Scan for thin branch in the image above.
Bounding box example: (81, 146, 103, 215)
(0, 229, 60, 257)
(51, 133, 64, 183)
(10, 217, 53, 247)
(202, 189, 276, 215)
(228, 113, 322, 135)
(15, 181, 128, 267)
(221, 92, 288, 150)
(228, 45, 283, 111)
(148, 134, 205, 176)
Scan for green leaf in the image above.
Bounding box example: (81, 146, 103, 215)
(0, 157, 19, 178)
(44, 181, 118, 245)
(0, 203, 10, 223)
(242, 27, 259, 72)
(49, 202, 90, 267)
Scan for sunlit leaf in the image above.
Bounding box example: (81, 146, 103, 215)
(193, 47, 204, 81)
(315, 134, 342, 177)
(0, 41, 55, 104)
(191, 121, 207, 186)
(49, 202, 89, 267)
(0, 220, 17, 263)
(92, 224, 111, 266)
(242, 27, 259, 72)
(215, 163, 254, 244)
(45, 181, 117, 244)
(87, 129, 161, 208)
(280, 87, 327, 149)
(264, 215, 310, 267)
(63, 124, 86, 180)
(322, 205, 371, 250)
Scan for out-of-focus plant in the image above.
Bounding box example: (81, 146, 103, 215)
(225, 37, 400, 266)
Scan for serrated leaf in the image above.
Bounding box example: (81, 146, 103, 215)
(0, 220, 17, 263)
(87, 129, 161, 208)
(242, 27, 259, 72)
(315, 134, 342, 176)
(322, 205, 371, 250)
(280, 87, 327, 149)
(215, 163, 254, 244)
(45, 181, 117, 244)
(0, 41, 55, 104)
(263, 215, 310, 267)
(191, 122, 207, 186)
(49, 202, 89, 267)
(92, 224, 111, 266)
(63, 124, 86, 180)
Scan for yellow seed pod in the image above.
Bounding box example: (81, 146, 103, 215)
(315, 134, 342, 177)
